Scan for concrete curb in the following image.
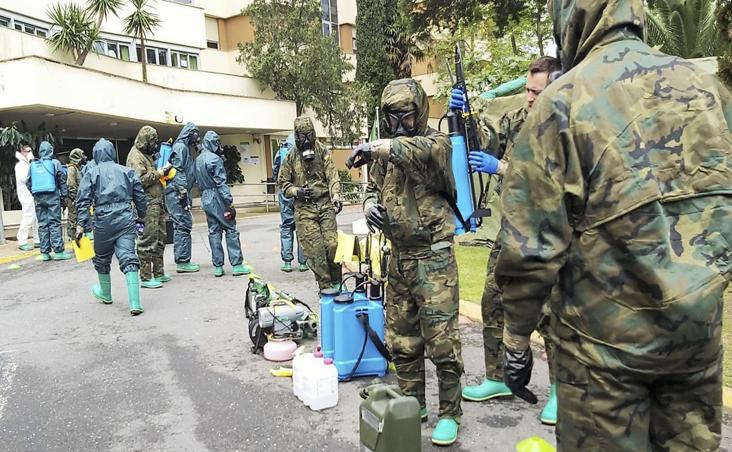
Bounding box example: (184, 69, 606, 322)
(0, 245, 72, 266)
(459, 300, 732, 409)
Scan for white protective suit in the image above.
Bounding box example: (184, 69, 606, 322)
(15, 150, 39, 246)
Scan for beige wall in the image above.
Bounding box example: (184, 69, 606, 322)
(337, 0, 357, 25)
(340, 23, 354, 54)
(411, 57, 439, 77)
(219, 14, 255, 52)
(198, 0, 252, 19)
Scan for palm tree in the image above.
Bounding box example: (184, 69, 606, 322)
(80, 0, 124, 63)
(645, 0, 719, 59)
(123, 0, 161, 83)
(46, 2, 100, 65)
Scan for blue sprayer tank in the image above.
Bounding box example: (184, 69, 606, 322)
(157, 142, 173, 170)
(319, 275, 388, 381)
(450, 133, 478, 234)
(30, 160, 57, 194)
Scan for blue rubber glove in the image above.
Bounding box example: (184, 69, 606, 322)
(469, 151, 500, 174)
(449, 88, 466, 111)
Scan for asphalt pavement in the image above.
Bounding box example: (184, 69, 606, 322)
(0, 207, 730, 451)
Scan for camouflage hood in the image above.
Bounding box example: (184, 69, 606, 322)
(202, 130, 221, 154)
(93, 138, 116, 164)
(380, 79, 429, 136)
(552, 0, 645, 70)
(69, 148, 85, 164)
(294, 117, 316, 136)
(39, 141, 54, 160)
(134, 125, 158, 150)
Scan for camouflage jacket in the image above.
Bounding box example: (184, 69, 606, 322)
(277, 141, 341, 205)
(364, 128, 456, 252)
(496, 0, 732, 374)
(473, 97, 528, 167)
(66, 163, 81, 201)
(126, 126, 163, 202)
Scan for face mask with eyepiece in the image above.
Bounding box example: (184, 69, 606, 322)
(190, 131, 202, 152)
(296, 131, 316, 161)
(383, 108, 418, 137)
(144, 138, 160, 156)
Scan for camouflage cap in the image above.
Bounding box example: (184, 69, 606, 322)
(69, 148, 84, 164)
(551, 0, 645, 70)
(134, 125, 158, 149)
(294, 116, 316, 136)
(380, 78, 429, 136)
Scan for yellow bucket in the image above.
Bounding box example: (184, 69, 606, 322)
(72, 236, 95, 263)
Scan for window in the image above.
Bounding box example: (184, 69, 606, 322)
(321, 0, 338, 41)
(170, 50, 199, 70)
(94, 40, 132, 61)
(136, 45, 169, 65)
(14, 20, 47, 37)
(0, 16, 10, 28)
(207, 40, 219, 49)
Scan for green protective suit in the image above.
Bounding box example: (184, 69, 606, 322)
(277, 116, 342, 290)
(126, 126, 167, 280)
(496, 0, 732, 449)
(364, 78, 464, 421)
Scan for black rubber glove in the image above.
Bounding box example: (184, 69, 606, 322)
(346, 143, 373, 169)
(365, 204, 387, 232)
(296, 187, 313, 200)
(503, 348, 538, 404)
(224, 206, 236, 221)
(61, 197, 67, 209)
(74, 225, 84, 247)
(333, 199, 343, 214)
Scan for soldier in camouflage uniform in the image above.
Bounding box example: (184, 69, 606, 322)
(496, 0, 732, 450)
(66, 148, 85, 240)
(453, 57, 562, 425)
(277, 116, 342, 290)
(126, 126, 171, 289)
(348, 79, 464, 446)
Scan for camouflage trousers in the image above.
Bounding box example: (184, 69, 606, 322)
(481, 243, 554, 382)
(554, 347, 722, 451)
(137, 200, 166, 280)
(66, 198, 77, 240)
(385, 246, 464, 421)
(294, 199, 340, 290)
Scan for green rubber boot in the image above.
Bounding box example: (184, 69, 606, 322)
(18, 244, 33, 251)
(176, 262, 200, 273)
(462, 378, 512, 401)
(40, 253, 51, 261)
(141, 278, 163, 289)
(214, 266, 225, 277)
(126, 271, 143, 316)
(156, 273, 172, 283)
(298, 262, 308, 272)
(431, 418, 459, 446)
(52, 251, 72, 260)
(420, 407, 428, 423)
(92, 273, 113, 304)
(232, 264, 251, 276)
(280, 261, 293, 272)
(540, 384, 557, 425)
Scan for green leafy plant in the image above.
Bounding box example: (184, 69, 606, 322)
(338, 169, 361, 202)
(123, 0, 162, 83)
(222, 145, 245, 185)
(718, 0, 732, 87)
(645, 0, 718, 58)
(237, 0, 366, 144)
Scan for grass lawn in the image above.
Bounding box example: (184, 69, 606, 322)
(456, 246, 732, 387)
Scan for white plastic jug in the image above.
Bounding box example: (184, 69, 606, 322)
(300, 351, 324, 406)
(293, 348, 320, 401)
(308, 358, 339, 411)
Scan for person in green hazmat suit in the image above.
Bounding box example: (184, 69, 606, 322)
(496, 0, 732, 449)
(450, 56, 562, 425)
(348, 78, 464, 446)
(277, 116, 342, 291)
(76, 139, 148, 316)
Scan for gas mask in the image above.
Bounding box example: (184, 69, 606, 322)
(144, 138, 159, 155)
(190, 131, 202, 152)
(296, 131, 315, 162)
(383, 109, 418, 137)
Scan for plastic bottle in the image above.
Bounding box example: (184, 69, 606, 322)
(292, 346, 320, 401)
(263, 338, 297, 362)
(309, 358, 338, 411)
(301, 351, 324, 407)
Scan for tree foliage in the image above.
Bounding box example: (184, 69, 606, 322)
(718, 0, 732, 87)
(46, 0, 123, 65)
(222, 145, 245, 184)
(645, 0, 718, 58)
(123, 0, 161, 83)
(238, 0, 366, 144)
(355, 0, 396, 125)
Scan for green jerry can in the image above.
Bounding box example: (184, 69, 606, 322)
(360, 383, 421, 452)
